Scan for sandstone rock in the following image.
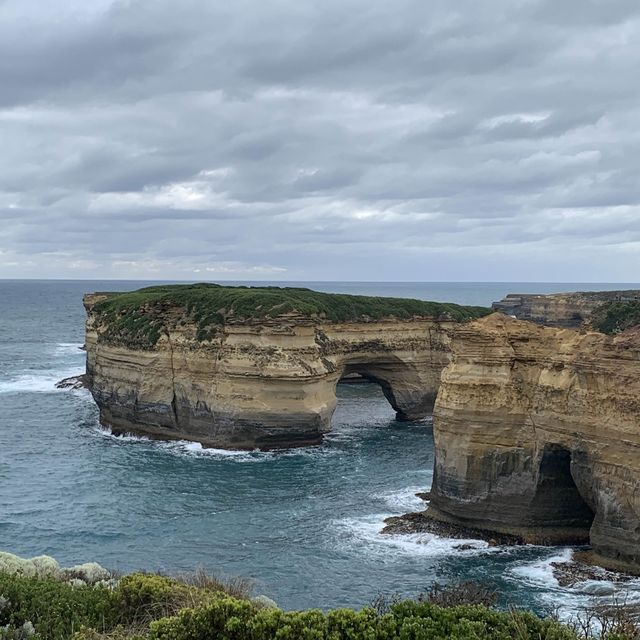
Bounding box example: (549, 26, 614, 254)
(429, 314, 640, 570)
(84, 292, 462, 449)
(492, 290, 640, 328)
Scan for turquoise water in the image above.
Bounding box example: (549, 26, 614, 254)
(2, 280, 640, 615)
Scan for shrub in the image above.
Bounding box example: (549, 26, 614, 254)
(591, 301, 640, 335)
(4, 567, 635, 640)
(0, 573, 119, 640)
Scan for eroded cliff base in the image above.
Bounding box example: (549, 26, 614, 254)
(430, 313, 640, 571)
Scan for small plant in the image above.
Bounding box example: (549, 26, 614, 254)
(369, 591, 401, 615)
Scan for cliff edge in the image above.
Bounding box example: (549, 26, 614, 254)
(84, 283, 487, 449)
(429, 313, 640, 570)
(492, 290, 640, 329)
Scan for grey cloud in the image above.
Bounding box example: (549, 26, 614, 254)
(0, 0, 639, 281)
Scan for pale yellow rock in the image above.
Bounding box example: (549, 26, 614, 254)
(84, 294, 455, 449)
(430, 313, 640, 570)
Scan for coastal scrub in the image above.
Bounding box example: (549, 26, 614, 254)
(89, 283, 490, 349)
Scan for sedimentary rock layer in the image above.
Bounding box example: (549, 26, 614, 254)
(430, 313, 640, 569)
(492, 290, 640, 328)
(84, 291, 463, 449)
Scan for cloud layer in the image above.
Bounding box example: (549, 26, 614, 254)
(1, 0, 639, 280)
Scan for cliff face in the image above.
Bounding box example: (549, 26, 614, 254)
(492, 290, 640, 328)
(430, 313, 640, 569)
(85, 293, 455, 449)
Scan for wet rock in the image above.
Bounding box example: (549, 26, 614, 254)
(551, 555, 635, 588)
(380, 511, 524, 546)
(55, 374, 87, 390)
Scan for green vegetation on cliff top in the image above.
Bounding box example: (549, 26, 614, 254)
(90, 283, 490, 348)
(591, 301, 640, 335)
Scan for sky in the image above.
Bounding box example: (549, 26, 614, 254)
(1, 0, 639, 282)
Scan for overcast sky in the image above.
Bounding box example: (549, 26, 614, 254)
(1, 0, 639, 281)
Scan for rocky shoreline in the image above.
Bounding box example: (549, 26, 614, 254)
(55, 374, 88, 390)
(383, 495, 640, 590)
(381, 509, 527, 547)
(552, 551, 639, 588)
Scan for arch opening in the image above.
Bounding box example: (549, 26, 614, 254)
(338, 360, 435, 423)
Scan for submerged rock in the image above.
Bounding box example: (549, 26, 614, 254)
(551, 552, 636, 588)
(380, 511, 524, 546)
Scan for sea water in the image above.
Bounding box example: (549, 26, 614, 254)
(2, 280, 640, 615)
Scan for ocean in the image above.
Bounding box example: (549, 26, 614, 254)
(1, 280, 639, 616)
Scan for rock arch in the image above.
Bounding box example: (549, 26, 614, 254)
(85, 314, 453, 450)
(338, 356, 437, 422)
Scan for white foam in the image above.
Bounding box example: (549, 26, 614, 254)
(373, 486, 430, 513)
(92, 427, 266, 461)
(54, 342, 84, 356)
(332, 514, 492, 559)
(507, 548, 640, 623)
(159, 440, 261, 461)
(0, 367, 83, 394)
(508, 547, 573, 589)
(93, 425, 151, 443)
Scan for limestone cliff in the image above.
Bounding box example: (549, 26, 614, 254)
(429, 313, 640, 570)
(84, 285, 486, 449)
(492, 290, 640, 328)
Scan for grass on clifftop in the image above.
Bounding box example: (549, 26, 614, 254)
(90, 283, 490, 349)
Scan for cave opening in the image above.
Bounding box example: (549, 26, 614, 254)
(532, 444, 595, 540)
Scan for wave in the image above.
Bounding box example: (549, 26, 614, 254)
(157, 439, 264, 462)
(54, 342, 84, 355)
(93, 425, 152, 444)
(373, 486, 430, 513)
(507, 549, 640, 621)
(332, 514, 492, 559)
(0, 367, 84, 394)
(91, 425, 335, 463)
(508, 547, 573, 589)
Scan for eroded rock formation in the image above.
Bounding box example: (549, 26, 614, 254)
(84, 288, 478, 449)
(492, 290, 640, 328)
(83, 284, 640, 571)
(429, 313, 640, 570)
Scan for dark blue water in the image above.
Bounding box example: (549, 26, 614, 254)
(2, 280, 640, 615)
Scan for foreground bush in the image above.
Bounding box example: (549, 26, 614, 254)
(1, 569, 638, 640)
(0, 573, 118, 639)
(148, 597, 578, 640)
